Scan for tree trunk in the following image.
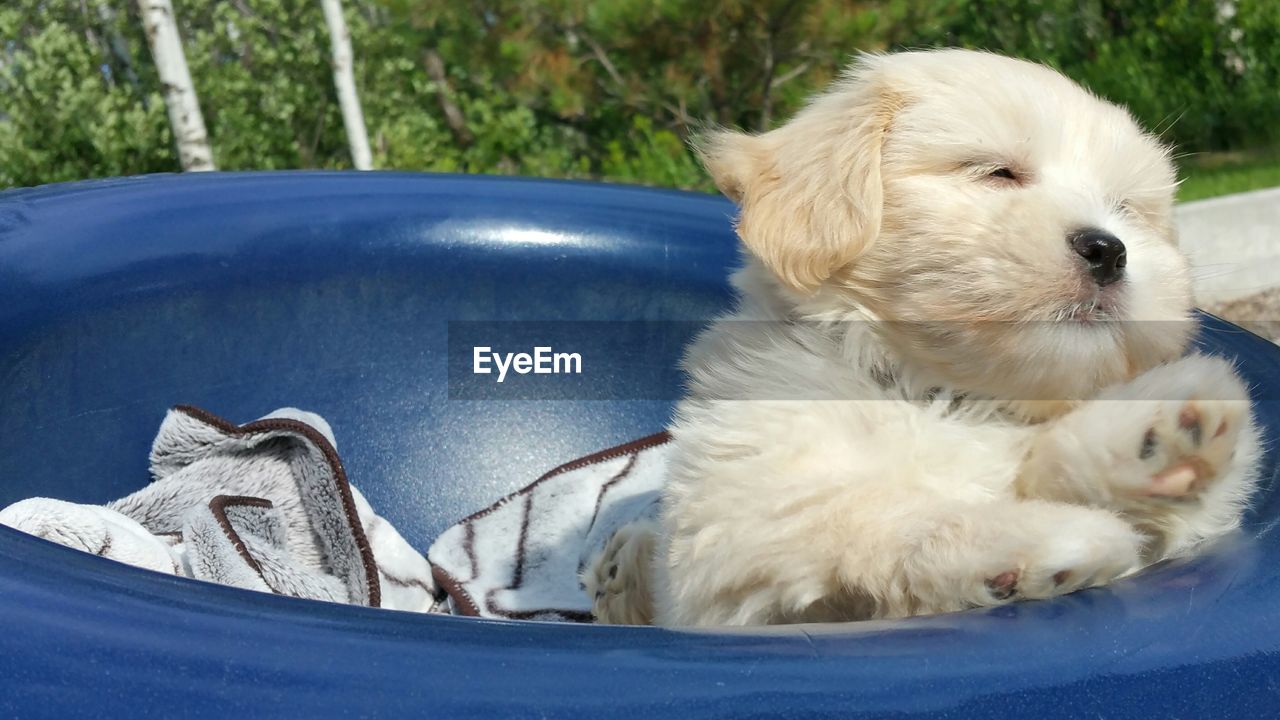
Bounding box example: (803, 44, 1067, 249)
(321, 0, 372, 170)
(137, 0, 214, 171)
(422, 48, 474, 148)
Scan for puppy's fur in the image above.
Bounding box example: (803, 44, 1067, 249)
(584, 49, 1262, 626)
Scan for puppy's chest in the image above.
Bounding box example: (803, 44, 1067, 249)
(820, 401, 1031, 502)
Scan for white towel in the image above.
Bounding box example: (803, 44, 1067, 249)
(427, 433, 670, 621)
(0, 406, 441, 613)
(1, 406, 672, 622)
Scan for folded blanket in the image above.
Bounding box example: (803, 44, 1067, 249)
(0, 406, 669, 623)
(0, 406, 440, 613)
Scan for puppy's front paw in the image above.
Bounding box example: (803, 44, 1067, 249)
(1128, 399, 1243, 499)
(1099, 355, 1251, 505)
(1025, 354, 1255, 517)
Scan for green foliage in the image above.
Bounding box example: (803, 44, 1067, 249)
(372, 0, 883, 187)
(0, 2, 173, 187)
(181, 0, 351, 170)
(1178, 151, 1280, 202)
(0, 0, 884, 189)
(0, 1, 1277, 195)
(900, 0, 1280, 153)
(600, 117, 705, 188)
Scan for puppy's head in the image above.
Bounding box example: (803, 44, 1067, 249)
(700, 49, 1192, 408)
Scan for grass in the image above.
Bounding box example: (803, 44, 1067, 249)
(1177, 148, 1280, 202)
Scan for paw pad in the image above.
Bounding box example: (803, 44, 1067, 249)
(1178, 405, 1202, 445)
(985, 570, 1019, 600)
(1133, 398, 1243, 500)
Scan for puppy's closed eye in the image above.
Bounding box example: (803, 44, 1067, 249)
(984, 166, 1022, 185)
(962, 161, 1025, 186)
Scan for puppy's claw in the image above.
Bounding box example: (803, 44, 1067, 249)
(1214, 419, 1229, 439)
(1139, 429, 1157, 460)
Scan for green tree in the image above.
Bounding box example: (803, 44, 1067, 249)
(375, 0, 884, 187)
(899, 0, 1280, 152)
(0, 1, 903, 190)
(0, 1, 173, 187)
(3, 1, 1276, 191)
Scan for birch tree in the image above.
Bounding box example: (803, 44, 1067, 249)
(137, 0, 214, 171)
(321, 0, 372, 170)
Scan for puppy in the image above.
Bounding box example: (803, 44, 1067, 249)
(585, 49, 1262, 627)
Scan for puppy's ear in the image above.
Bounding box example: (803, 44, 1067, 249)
(694, 130, 763, 205)
(696, 61, 896, 292)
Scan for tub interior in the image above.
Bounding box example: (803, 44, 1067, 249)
(0, 174, 749, 551)
(7, 174, 1280, 719)
(2, 171, 1279, 595)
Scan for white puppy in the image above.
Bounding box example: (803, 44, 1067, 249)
(585, 49, 1263, 627)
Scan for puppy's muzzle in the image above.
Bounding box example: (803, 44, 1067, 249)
(1070, 228, 1127, 287)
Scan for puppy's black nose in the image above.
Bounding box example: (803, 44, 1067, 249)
(1069, 229, 1126, 286)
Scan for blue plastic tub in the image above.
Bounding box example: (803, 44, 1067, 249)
(1, 173, 1279, 717)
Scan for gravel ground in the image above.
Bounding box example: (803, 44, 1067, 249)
(1204, 288, 1280, 343)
